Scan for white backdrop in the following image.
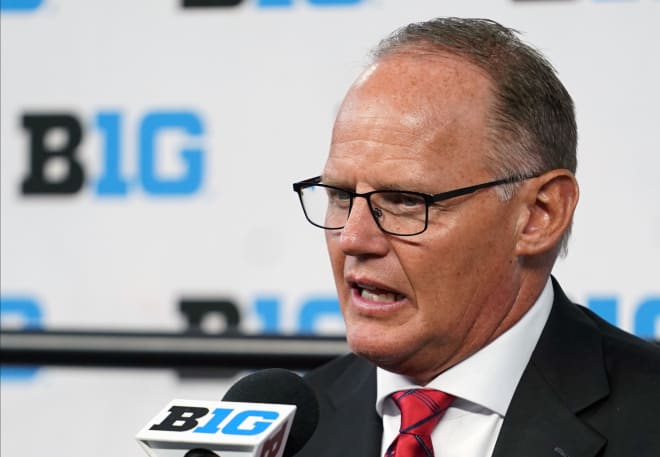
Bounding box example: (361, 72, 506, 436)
(1, 1, 659, 456)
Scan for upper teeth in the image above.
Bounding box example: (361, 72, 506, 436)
(360, 288, 399, 302)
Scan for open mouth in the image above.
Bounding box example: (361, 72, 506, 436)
(352, 282, 406, 303)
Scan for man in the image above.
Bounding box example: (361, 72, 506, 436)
(292, 17, 660, 457)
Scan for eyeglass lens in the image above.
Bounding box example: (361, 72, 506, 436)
(299, 185, 428, 235)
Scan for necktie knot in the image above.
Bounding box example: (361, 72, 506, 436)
(386, 389, 454, 457)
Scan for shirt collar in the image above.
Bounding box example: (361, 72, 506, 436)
(376, 278, 554, 417)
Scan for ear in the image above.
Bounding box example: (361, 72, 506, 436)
(515, 169, 579, 256)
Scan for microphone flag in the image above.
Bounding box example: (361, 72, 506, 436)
(136, 399, 296, 457)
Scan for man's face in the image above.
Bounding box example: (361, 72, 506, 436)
(322, 52, 531, 384)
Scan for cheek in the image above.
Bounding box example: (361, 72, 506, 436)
(413, 213, 519, 310)
(396, 224, 498, 311)
(398, 229, 474, 287)
(325, 235, 346, 286)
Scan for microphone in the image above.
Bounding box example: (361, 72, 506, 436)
(136, 368, 319, 457)
(222, 368, 319, 457)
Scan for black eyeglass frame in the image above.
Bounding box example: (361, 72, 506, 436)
(292, 174, 538, 236)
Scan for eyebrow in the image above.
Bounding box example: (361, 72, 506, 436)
(320, 176, 437, 194)
(318, 176, 352, 189)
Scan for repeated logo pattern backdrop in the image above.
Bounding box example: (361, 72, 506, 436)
(1, 1, 659, 456)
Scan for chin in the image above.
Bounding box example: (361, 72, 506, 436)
(346, 325, 451, 383)
(346, 327, 409, 368)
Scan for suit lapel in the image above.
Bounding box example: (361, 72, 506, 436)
(493, 364, 605, 457)
(493, 279, 608, 457)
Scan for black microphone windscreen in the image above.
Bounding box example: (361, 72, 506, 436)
(222, 368, 319, 457)
(183, 449, 218, 457)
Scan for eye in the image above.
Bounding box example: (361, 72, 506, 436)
(382, 192, 425, 208)
(326, 187, 351, 208)
(400, 194, 425, 208)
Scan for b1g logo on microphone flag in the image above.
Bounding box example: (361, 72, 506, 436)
(137, 399, 296, 457)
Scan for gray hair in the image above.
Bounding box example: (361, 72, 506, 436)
(371, 17, 577, 254)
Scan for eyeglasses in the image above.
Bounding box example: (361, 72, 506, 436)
(292, 174, 537, 236)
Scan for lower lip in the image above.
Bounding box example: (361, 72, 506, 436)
(349, 287, 408, 316)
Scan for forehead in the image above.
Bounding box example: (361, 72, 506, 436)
(325, 51, 496, 188)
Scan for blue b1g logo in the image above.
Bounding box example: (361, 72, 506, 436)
(255, 0, 362, 5)
(150, 405, 280, 436)
(146, 404, 291, 457)
(20, 110, 205, 197)
(0, 0, 43, 11)
(182, 0, 363, 7)
(0, 297, 43, 380)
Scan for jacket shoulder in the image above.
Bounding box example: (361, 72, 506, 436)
(580, 304, 660, 371)
(304, 352, 363, 388)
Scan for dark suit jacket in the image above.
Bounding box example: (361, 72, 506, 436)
(296, 279, 660, 457)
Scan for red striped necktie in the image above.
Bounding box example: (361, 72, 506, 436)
(385, 388, 455, 457)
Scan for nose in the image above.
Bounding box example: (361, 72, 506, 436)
(336, 196, 389, 257)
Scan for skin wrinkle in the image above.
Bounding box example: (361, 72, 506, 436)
(328, 125, 486, 195)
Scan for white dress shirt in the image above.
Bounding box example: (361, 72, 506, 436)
(376, 279, 554, 457)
